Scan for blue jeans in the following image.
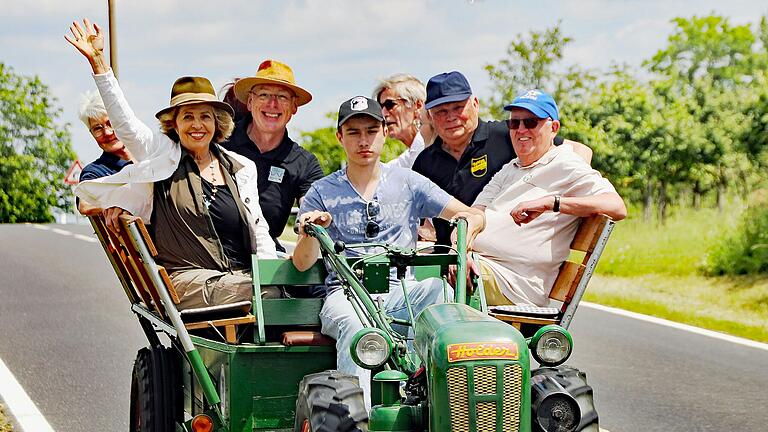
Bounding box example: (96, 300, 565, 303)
(319, 277, 451, 409)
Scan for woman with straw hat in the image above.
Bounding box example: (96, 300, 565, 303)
(67, 19, 280, 309)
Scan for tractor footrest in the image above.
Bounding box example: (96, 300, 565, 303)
(179, 301, 252, 323)
(282, 331, 335, 347)
(490, 304, 560, 318)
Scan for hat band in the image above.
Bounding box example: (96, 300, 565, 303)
(169, 92, 217, 107)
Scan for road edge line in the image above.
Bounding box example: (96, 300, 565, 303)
(0, 357, 55, 432)
(581, 301, 768, 351)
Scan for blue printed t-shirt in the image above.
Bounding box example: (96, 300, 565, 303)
(298, 163, 452, 292)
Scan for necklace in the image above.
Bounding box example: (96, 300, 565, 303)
(201, 151, 219, 207)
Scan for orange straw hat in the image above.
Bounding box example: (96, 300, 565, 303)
(155, 76, 234, 119)
(234, 60, 312, 106)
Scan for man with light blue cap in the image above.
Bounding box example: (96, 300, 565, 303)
(470, 89, 627, 306)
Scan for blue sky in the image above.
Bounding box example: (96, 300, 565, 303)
(2, 0, 767, 164)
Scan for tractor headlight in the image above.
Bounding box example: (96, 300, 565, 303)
(350, 328, 393, 369)
(530, 325, 573, 366)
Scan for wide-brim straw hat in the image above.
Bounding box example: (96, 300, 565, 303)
(233, 60, 312, 107)
(155, 76, 234, 119)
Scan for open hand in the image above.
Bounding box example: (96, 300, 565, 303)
(65, 19, 106, 69)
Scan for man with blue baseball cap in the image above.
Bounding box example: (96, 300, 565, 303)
(413, 71, 592, 251)
(470, 89, 626, 306)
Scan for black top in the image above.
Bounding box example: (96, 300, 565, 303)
(201, 179, 251, 270)
(79, 151, 132, 181)
(412, 119, 564, 248)
(221, 115, 324, 249)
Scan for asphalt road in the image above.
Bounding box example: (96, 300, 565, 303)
(1, 223, 767, 431)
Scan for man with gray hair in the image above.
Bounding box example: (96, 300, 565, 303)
(373, 73, 435, 168)
(76, 90, 133, 214)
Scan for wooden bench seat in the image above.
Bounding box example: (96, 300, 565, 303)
(90, 214, 263, 343)
(488, 214, 615, 330)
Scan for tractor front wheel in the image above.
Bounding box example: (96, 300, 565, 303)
(129, 346, 181, 432)
(294, 371, 368, 432)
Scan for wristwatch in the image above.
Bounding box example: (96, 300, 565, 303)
(553, 195, 561, 212)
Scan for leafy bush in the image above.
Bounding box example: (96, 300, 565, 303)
(706, 199, 768, 275)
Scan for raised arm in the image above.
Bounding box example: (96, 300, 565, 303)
(65, 19, 168, 161)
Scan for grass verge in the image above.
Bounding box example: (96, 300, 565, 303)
(585, 274, 768, 342)
(596, 206, 742, 277)
(0, 403, 13, 432)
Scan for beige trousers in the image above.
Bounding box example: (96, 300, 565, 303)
(478, 261, 514, 306)
(170, 268, 281, 310)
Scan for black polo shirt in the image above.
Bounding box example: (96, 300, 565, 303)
(222, 115, 324, 249)
(412, 119, 563, 248)
(79, 151, 132, 181)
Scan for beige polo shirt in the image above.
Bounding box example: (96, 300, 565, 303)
(472, 145, 616, 306)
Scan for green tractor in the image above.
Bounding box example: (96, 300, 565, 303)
(92, 215, 600, 432)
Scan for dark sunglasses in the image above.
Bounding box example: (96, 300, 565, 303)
(365, 199, 381, 239)
(507, 117, 547, 130)
(380, 98, 407, 111)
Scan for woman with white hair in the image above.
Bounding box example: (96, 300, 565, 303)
(66, 19, 279, 309)
(76, 90, 134, 215)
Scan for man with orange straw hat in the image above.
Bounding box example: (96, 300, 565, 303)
(223, 60, 324, 252)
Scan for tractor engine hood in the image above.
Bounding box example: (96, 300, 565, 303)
(414, 303, 532, 431)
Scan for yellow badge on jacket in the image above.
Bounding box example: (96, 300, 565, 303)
(471, 155, 487, 177)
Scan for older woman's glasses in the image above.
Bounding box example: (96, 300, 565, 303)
(507, 117, 547, 130)
(365, 199, 381, 239)
(89, 121, 114, 138)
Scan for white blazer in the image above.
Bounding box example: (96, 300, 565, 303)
(75, 70, 277, 259)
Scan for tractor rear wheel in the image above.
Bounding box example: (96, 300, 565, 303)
(294, 371, 368, 432)
(129, 346, 181, 432)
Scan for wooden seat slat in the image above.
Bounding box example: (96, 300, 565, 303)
(571, 215, 608, 253)
(549, 261, 585, 303)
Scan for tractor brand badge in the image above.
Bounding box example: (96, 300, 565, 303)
(447, 342, 518, 362)
(470, 155, 487, 178)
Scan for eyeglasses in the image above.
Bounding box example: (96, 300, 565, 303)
(365, 199, 381, 239)
(507, 117, 548, 130)
(89, 122, 114, 138)
(380, 98, 408, 111)
(250, 91, 293, 106)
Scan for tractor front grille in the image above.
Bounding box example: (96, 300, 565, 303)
(446, 363, 523, 432)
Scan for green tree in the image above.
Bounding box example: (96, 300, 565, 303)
(299, 112, 405, 174)
(0, 63, 76, 223)
(647, 15, 755, 85)
(482, 23, 577, 119)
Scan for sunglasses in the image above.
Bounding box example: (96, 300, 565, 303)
(365, 199, 381, 239)
(507, 117, 547, 130)
(380, 98, 408, 111)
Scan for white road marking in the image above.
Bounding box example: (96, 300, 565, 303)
(0, 358, 55, 432)
(74, 234, 98, 243)
(29, 224, 97, 244)
(582, 302, 768, 351)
